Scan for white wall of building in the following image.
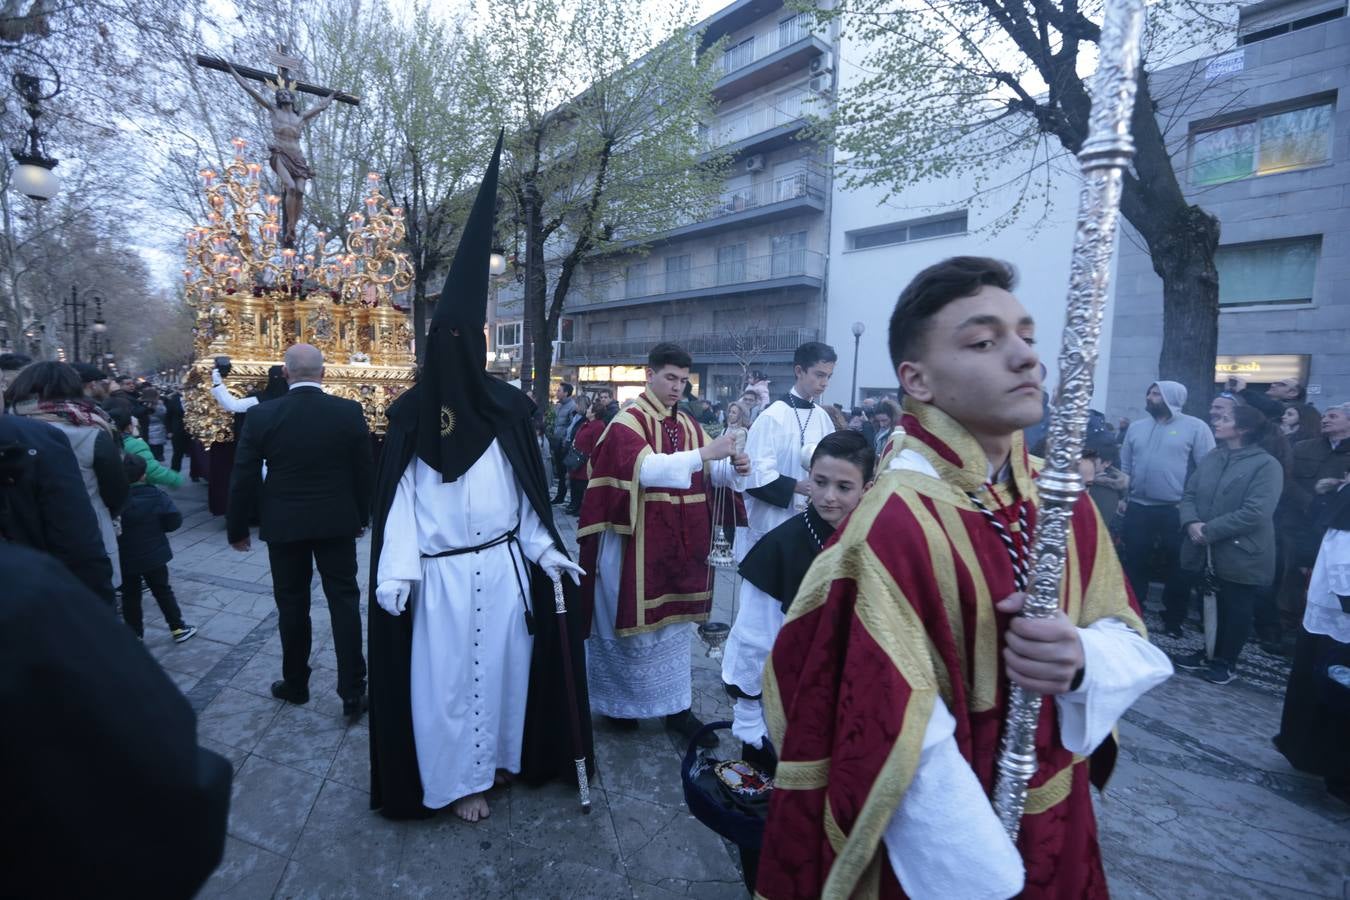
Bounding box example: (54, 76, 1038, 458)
(823, 149, 1116, 412)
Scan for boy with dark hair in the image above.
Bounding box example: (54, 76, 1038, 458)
(724, 430, 876, 750)
(743, 340, 838, 557)
(117, 453, 196, 643)
(757, 256, 1171, 899)
(579, 341, 750, 746)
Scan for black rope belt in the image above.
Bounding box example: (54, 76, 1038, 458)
(420, 526, 519, 559)
(419, 524, 535, 634)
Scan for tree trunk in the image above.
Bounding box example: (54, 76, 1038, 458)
(1152, 208, 1221, 416)
(522, 184, 547, 406)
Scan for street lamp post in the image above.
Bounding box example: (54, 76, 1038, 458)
(850, 320, 865, 407)
(62, 285, 105, 363)
(9, 69, 62, 201)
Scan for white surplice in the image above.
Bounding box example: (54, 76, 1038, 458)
(876, 448, 1174, 898)
(376, 442, 555, 809)
(742, 391, 834, 556)
(588, 449, 746, 719)
(721, 579, 784, 747)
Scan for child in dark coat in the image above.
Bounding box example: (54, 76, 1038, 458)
(118, 454, 196, 643)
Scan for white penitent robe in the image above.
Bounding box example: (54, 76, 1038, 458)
(376, 441, 555, 809)
(742, 391, 834, 555)
(588, 449, 746, 719)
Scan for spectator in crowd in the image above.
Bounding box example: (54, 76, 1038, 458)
(597, 387, 620, 421)
(163, 387, 193, 475)
(1228, 375, 1319, 425)
(1119, 381, 1215, 637)
(1273, 471, 1350, 805)
(72, 362, 111, 405)
(535, 419, 554, 494)
(0, 406, 117, 603)
(0, 352, 30, 405)
(116, 453, 196, 643)
(110, 406, 183, 488)
(549, 382, 578, 505)
(139, 385, 170, 461)
(1280, 404, 1322, 444)
(226, 344, 373, 721)
(872, 404, 894, 459)
(725, 399, 752, 433)
(1174, 405, 1284, 685)
(1084, 442, 1129, 531)
(565, 398, 610, 516)
(0, 540, 231, 897)
(823, 402, 850, 432)
(7, 361, 129, 596)
(1289, 402, 1350, 568)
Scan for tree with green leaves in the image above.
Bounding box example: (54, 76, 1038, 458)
(469, 0, 728, 406)
(816, 0, 1230, 415)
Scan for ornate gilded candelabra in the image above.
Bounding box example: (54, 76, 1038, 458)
(181, 138, 417, 441)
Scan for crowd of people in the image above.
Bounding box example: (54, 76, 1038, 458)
(2, 157, 1347, 897)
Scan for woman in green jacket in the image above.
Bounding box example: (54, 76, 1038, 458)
(110, 407, 184, 489)
(1174, 405, 1283, 685)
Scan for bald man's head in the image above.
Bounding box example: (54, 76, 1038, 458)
(283, 344, 324, 383)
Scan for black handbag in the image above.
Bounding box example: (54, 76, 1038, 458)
(562, 445, 587, 471)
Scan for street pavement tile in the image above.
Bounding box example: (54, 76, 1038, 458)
(608, 790, 742, 888)
(507, 839, 633, 899)
(277, 780, 408, 899)
(509, 779, 623, 873)
(155, 633, 234, 678)
(195, 836, 288, 900)
(227, 648, 286, 697)
(1168, 809, 1350, 896)
(197, 685, 282, 752)
(324, 728, 370, 795)
(394, 821, 515, 897)
(1110, 850, 1330, 900)
(162, 669, 200, 695)
(198, 736, 250, 772)
(197, 609, 266, 645)
(253, 704, 348, 777)
(1095, 799, 1231, 878)
(226, 754, 324, 857)
(220, 591, 280, 620)
(595, 727, 689, 808)
(1151, 765, 1350, 837)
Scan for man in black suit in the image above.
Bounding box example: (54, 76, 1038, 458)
(227, 343, 373, 721)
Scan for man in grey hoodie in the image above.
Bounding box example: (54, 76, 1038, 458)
(1119, 380, 1216, 636)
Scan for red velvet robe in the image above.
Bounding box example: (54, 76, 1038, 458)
(757, 398, 1145, 900)
(577, 391, 743, 636)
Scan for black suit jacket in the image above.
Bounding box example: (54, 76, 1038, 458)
(226, 385, 374, 544)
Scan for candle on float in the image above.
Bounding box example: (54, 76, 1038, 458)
(265, 194, 280, 210)
(200, 169, 217, 185)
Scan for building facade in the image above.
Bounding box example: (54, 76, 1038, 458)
(1106, 0, 1350, 417)
(553, 0, 838, 403)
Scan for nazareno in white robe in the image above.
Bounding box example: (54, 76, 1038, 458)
(587, 448, 745, 719)
(376, 440, 555, 809)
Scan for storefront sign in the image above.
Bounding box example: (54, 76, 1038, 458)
(1213, 354, 1308, 384)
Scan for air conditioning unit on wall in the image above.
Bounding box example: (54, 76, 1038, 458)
(809, 52, 834, 75)
(745, 154, 766, 173)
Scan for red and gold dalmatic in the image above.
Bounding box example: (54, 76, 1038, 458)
(758, 398, 1145, 900)
(577, 391, 741, 636)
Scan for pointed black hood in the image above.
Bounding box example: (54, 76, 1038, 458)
(416, 132, 505, 482)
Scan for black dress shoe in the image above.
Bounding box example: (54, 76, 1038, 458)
(270, 680, 310, 704)
(666, 709, 717, 748)
(343, 695, 368, 722)
(604, 715, 640, 731)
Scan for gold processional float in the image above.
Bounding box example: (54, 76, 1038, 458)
(180, 137, 416, 442)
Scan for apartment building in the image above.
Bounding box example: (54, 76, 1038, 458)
(1105, 0, 1350, 417)
(553, 0, 838, 403)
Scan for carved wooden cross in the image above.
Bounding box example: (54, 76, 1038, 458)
(195, 46, 361, 106)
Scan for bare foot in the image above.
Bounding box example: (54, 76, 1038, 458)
(493, 770, 513, 788)
(450, 791, 490, 823)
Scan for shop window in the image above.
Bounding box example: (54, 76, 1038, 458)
(1215, 236, 1320, 307)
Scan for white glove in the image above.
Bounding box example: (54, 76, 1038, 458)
(376, 580, 412, 616)
(539, 547, 585, 586)
(731, 697, 767, 748)
(211, 368, 222, 386)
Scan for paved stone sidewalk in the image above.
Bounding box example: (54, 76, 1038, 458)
(141, 481, 1349, 899)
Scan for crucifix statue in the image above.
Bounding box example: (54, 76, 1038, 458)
(197, 48, 360, 248)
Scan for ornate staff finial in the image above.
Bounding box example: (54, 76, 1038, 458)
(990, 0, 1147, 839)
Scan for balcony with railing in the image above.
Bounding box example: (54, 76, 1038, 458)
(701, 89, 818, 156)
(614, 170, 825, 247)
(714, 13, 830, 100)
(570, 249, 825, 312)
(559, 325, 820, 364)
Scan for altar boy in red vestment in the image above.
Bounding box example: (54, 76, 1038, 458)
(578, 342, 750, 747)
(757, 257, 1172, 900)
